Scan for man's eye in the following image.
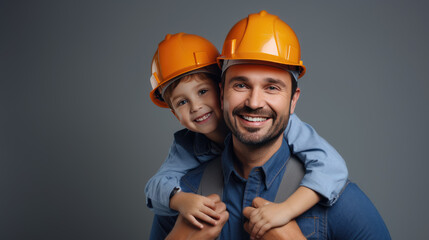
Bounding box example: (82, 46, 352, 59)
(267, 86, 279, 91)
(235, 83, 246, 88)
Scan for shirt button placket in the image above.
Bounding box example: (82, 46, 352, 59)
(243, 168, 263, 209)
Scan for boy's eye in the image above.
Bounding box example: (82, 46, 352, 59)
(176, 99, 188, 107)
(198, 89, 208, 95)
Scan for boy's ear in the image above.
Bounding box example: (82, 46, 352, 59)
(219, 82, 224, 110)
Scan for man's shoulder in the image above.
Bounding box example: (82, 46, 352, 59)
(297, 181, 391, 239)
(327, 181, 390, 239)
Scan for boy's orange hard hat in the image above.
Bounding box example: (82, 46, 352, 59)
(218, 10, 306, 78)
(150, 33, 219, 108)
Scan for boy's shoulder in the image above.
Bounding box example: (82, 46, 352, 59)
(173, 128, 197, 139)
(172, 129, 201, 148)
(173, 129, 213, 157)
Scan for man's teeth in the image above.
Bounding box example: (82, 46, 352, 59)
(195, 113, 211, 122)
(242, 116, 267, 122)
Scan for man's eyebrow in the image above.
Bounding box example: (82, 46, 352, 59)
(227, 76, 248, 83)
(265, 78, 287, 88)
(228, 76, 288, 88)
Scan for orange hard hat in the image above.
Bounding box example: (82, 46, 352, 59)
(218, 10, 306, 78)
(150, 33, 220, 108)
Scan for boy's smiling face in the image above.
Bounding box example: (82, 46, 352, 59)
(169, 74, 223, 136)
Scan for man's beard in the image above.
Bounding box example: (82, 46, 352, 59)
(224, 105, 290, 146)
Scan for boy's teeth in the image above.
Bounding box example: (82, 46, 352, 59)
(242, 116, 267, 122)
(195, 113, 211, 122)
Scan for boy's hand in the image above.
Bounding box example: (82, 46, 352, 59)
(166, 194, 229, 240)
(243, 197, 293, 240)
(170, 192, 221, 229)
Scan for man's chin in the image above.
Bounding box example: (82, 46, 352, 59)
(243, 126, 262, 133)
(234, 132, 273, 146)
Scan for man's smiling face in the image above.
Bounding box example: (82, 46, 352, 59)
(221, 64, 300, 146)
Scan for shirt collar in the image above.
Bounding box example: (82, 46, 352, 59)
(221, 134, 290, 189)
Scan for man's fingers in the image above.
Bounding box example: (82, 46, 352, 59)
(243, 206, 255, 218)
(218, 210, 229, 224)
(206, 194, 221, 203)
(203, 197, 217, 210)
(252, 197, 271, 208)
(243, 221, 251, 234)
(214, 201, 226, 213)
(185, 215, 204, 229)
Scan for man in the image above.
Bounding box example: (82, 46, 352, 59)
(150, 11, 391, 239)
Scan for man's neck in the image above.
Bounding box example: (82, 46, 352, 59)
(232, 136, 283, 179)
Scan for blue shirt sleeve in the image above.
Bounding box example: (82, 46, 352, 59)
(144, 129, 218, 215)
(327, 182, 391, 239)
(284, 114, 348, 205)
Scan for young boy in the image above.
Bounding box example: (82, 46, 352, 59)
(146, 33, 348, 238)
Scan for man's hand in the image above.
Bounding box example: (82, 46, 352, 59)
(243, 197, 306, 240)
(166, 194, 229, 240)
(170, 191, 221, 228)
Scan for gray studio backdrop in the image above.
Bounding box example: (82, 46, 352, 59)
(1, 0, 429, 239)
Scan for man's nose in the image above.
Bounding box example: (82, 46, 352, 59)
(245, 89, 264, 110)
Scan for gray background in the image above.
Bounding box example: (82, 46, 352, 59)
(1, 0, 428, 239)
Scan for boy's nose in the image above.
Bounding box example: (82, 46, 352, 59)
(190, 102, 202, 112)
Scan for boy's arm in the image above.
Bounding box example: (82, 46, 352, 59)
(243, 197, 307, 240)
(285, 114, 348, 206)
(145, 130, 207, 215)
(245, 188, 320, 238)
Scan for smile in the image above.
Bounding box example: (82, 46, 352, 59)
(241, 115, 268, 122)
(195, 112, 212, 122)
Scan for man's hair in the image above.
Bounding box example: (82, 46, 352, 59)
(163, 73, 218, 109)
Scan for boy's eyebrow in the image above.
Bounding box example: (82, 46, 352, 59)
(170, 81, 211, 103)
(170, 94, 184, 104)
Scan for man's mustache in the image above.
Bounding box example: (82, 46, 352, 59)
(232, 106, 277, 119)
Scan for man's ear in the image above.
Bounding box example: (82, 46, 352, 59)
(219, 82, 224, 110)
(290, 87, 301, 115)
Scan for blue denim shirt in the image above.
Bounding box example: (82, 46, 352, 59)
(150, 135, 391, 239)
(145, 114, 348, 215)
